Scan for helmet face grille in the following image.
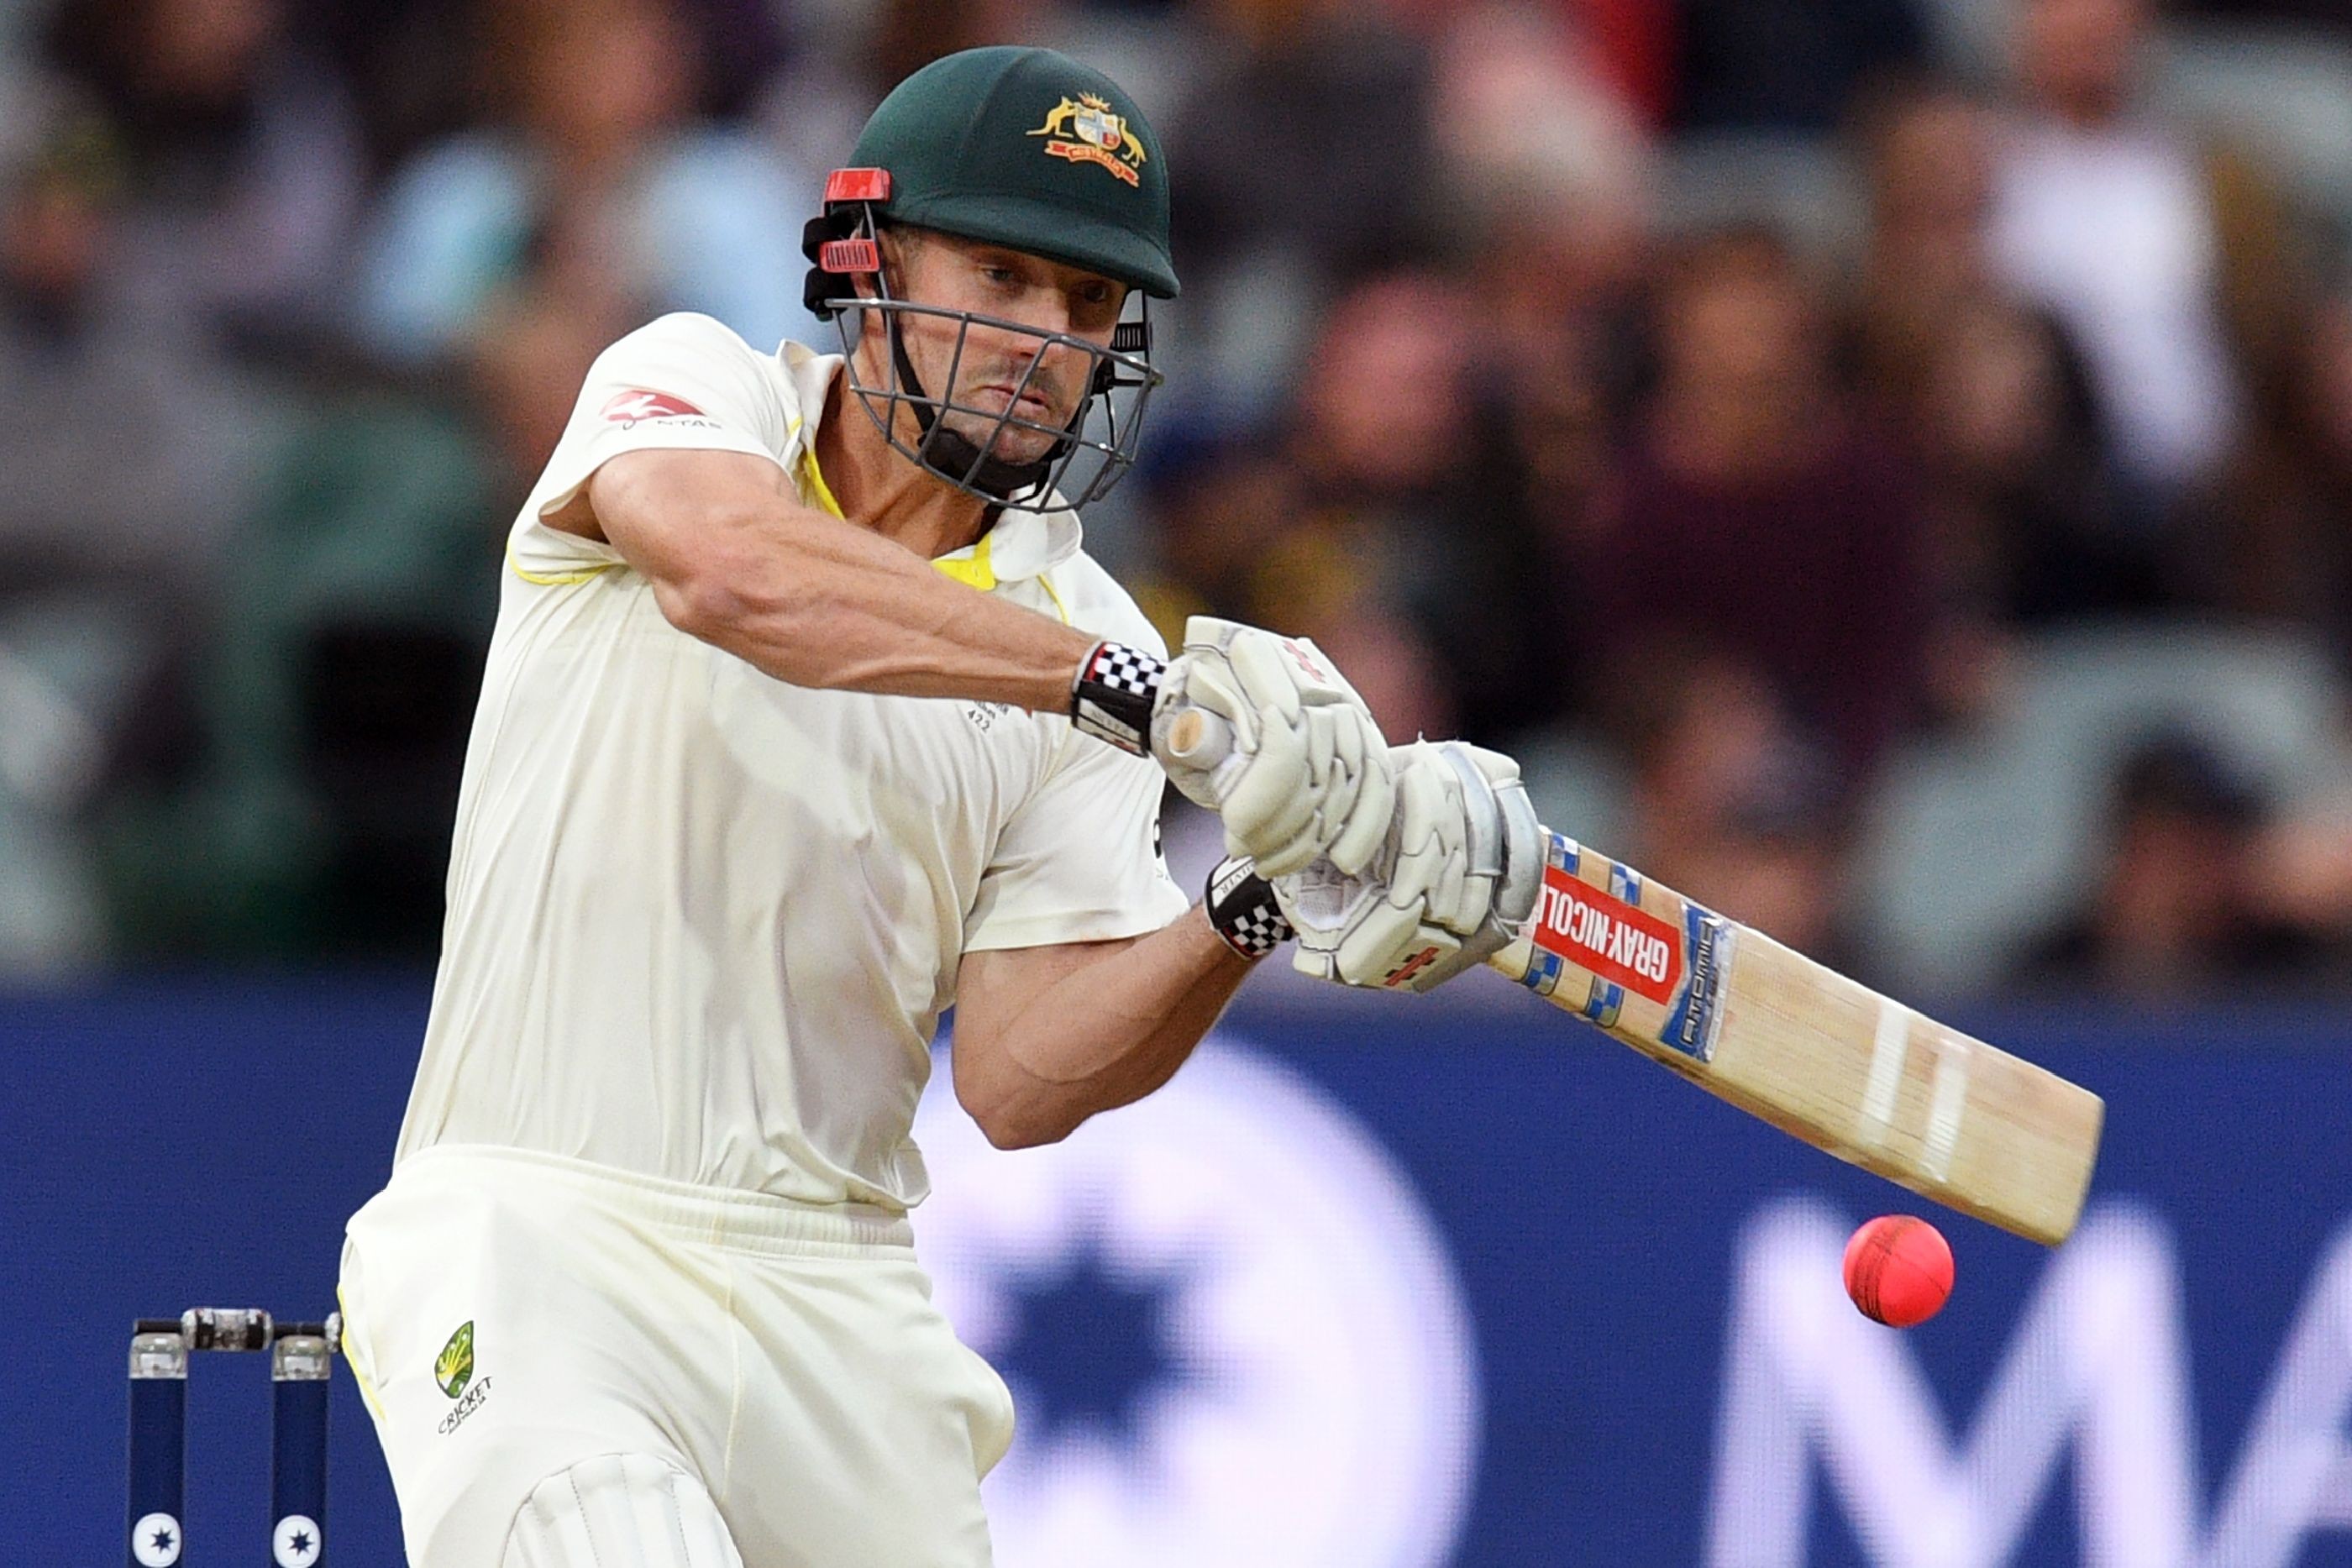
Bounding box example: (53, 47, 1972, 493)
(822, 291, 1161, 511)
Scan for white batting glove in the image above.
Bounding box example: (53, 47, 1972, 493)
(1149, 617, 1394, 878)
(1066, 617, 1393, 878)
(1275, 740, 1542, 993)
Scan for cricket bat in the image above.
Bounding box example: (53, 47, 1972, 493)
(1487, 830, 2102, 1246)
(1168, 711, 2104, 1246)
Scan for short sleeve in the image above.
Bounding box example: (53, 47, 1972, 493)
(963, 736, 1190, 952)
(513, 312, 794, 577)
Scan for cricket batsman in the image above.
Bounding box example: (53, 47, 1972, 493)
(338, 45, 1538, 1568)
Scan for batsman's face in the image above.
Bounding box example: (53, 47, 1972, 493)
(878, 229, 1126, 465)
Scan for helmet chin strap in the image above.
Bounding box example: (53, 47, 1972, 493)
(885, 317, 1074, 503)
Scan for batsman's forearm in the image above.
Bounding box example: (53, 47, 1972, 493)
(967, 908, 1252, 1148)
(656, 501, 1101, 711)
(592, 451, 1101, 711)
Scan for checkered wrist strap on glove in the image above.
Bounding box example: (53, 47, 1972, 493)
(1205, 855, 1293, 960)
(1070, 640, 1165, 755)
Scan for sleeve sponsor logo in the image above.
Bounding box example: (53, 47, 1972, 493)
(1530, 863, 1682, 1005)
(601, 390, 706, 424)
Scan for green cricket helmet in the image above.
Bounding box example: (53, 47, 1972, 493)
(801, 46, 1177, 508)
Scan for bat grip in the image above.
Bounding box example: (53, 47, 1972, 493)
(1163, 706, 1236, 770)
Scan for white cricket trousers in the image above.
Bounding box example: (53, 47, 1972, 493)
(338, 1146, 1016, 1568)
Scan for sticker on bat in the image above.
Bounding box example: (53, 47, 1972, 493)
(1530, 863, 1683, 1005)
(1661, 905, 1737, 1062)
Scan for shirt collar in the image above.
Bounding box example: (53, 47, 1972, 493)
(782, 340, 1083, 585)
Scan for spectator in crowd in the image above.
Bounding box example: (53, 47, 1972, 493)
(2019, 731, 2349, 998)
(353, 0, 818, 366)
(1434, 0, 1653, 475)
(1428, 0, 1655, 255)
(1163, 0, 1442, 417)
(753, 0, 1056, 193)
(0, 90, 303, 964)
(1856, 81, 2143, 639)
(1905, 296, 2150, 705)
(1610, 642, 1851, 966)
(1170, 0, 1438, 279)
(1379, 0, 1675, 128)
(1855, 81, 2000, 413)
(1985, 0, 2303, 527)
(109, 244, 642, 960)
(0, 97, 245, 592)
(270, 269, 643, 952)
(1408, 3, 1656, 741)
(2188, 287, 2352, 673)
(0, 98, 264, 758)
(317, 0, 794, 180)
(42, 0, 365, 349)
(1129, 278, 1463, 746)
(1276, 271, 1483, 744)
(1563, 228, 1931, 789)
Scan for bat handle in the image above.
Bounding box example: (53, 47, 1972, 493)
(1163, 706, 1236, 770)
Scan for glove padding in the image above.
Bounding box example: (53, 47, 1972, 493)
(1152, 616, 1394, 878)
(1276, 740, 1542, 992)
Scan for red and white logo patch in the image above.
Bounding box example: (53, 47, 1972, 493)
(1529, 864, 1683, 1005)
(601, 390, 704, 424)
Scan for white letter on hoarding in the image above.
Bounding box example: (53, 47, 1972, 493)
(1704, 1199, 2199, 1567)
(2202, 1216, 2352, 1566)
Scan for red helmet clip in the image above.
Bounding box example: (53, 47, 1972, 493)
(818, 238, 881, 275)
(823, 167, 892, 206)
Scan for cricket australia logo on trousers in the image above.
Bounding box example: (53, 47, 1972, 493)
(434, 1319, 493, 1434)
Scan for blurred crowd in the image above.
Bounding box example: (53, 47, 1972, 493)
(1, 0, 2349, 1001)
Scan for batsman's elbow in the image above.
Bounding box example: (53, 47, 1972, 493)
(650, 558, 774, 642)
(977, 1112, 1062, 1151)
(953, 1065, 1078, 1151)
(967, 1095, 1079, 1151)
(647, 569, 733, 642)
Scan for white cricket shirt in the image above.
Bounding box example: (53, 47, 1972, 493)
(392, 312, 1189, 1209)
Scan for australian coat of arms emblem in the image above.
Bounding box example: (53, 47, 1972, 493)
(1028, 92, 1148, 187)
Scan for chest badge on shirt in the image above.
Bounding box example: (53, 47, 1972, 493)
(433, 1319, 495, 1435)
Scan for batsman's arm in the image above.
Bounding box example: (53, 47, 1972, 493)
(950, 906, 1257, 1149)
(569, 446, 1399, 877)
(574, 446, 1100, 711)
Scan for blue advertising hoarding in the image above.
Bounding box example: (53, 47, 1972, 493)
(3, 979, 2349, 1565)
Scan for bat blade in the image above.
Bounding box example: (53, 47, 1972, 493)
(1488, 831, 2103, 1246)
